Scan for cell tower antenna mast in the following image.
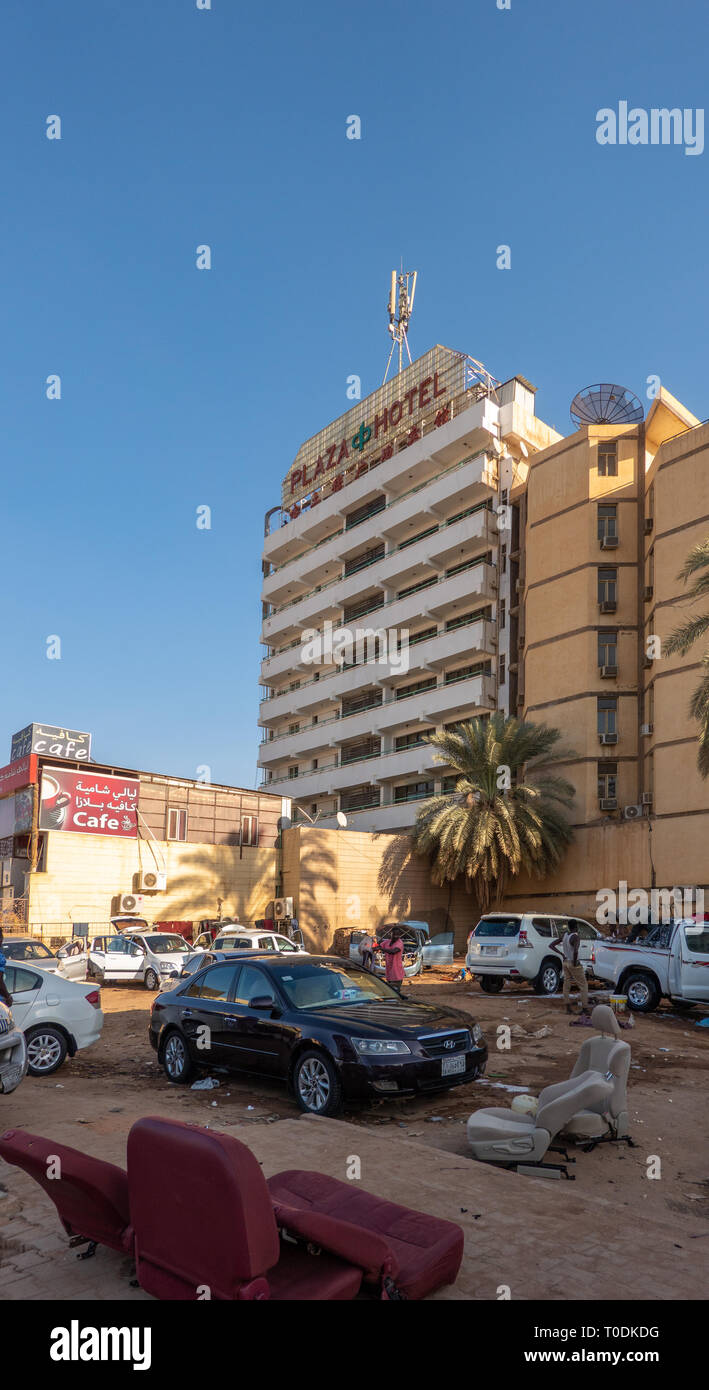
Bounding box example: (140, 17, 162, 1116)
(383, 267, 417, 383)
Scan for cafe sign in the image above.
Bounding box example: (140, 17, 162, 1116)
(39, 768, 139, 838)
(11, 723, 92, 762)
(0, 755, 38, 799)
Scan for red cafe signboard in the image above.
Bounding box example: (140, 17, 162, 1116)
(0, 754, 38, 799)
(39, 768, 139, 838)
(282, 345, 470, 514)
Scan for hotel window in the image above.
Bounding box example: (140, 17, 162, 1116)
(598, 441, 618, 476)
(241, 815, 258, 847)
(408, 624, 438, 647)
(395, 728, 433, 750)
(597, 697, 617, 736)
(289, 723, 300, 735)
(288, 766, 299, 779)
(598, 567, 617, 604)
(597, 761, 618, 800)
(393, 780, 434, 804)
(445, 607, 489, 632)
(441, 776, 459, 793)
(395, 675, 436, 700)
(344, 495, 386, 530)
(598, 630, 617, 667)
(499, 599, 506, 629)
(167, 808, 188, 841)
(500, 545, 507, 575)
(499, 654, 506, 685)
(597, 504, 618, 543)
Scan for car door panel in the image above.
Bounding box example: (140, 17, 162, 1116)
(671, 923, 709, 1001)
(225, 964, 291, 1076)
(179, 963, 241, 1063)
(5, 966, 43, 1028)
(422, 932, 454, 967)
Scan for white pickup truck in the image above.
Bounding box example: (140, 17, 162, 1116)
(591, 918, 709, 1012)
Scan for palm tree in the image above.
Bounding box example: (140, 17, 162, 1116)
(410, 713, 575, 911)
(664, 538, 709, 777)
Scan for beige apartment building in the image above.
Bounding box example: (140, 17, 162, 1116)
(260, 351, 709, 945)
(506, 388, 709, 919)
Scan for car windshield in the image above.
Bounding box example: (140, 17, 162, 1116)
(144, 935, 188, 954)
(269, 960, 399, 1010)
(473, 918, 522, 938)
(5, 940, 54, 960)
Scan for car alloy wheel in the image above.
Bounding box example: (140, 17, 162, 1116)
(165, 1032, 187, 1079)
(145, 969, 160, 990)
(297, 1055, 330, 1112)
(26, 1032, 64, 1074)
(540, 963, 560, 994)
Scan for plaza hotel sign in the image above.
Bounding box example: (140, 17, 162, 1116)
(282, 345, 477, 515)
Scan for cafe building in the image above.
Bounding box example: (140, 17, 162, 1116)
(0, 722, 289, 939)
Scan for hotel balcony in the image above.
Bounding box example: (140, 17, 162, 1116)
(258, 672, 496, 779)
(261, 554, 497, 648)
(262, 452, 496, 605)
(259, 618, 497, 728)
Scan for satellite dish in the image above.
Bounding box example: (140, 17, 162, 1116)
(570, 383, 643, 429)
(336, 812, 348, 828)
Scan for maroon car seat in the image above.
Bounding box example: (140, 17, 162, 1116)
(0, 1128, 132, 1258)
(268, 1170, 464, 1300)
(126, 1116, 365, 1300)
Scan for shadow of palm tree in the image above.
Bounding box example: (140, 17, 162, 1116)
(285, 831, 338, 952)
(155, 846, 275, 929)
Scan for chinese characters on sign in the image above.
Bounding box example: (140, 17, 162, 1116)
(39, 769, 139, 838)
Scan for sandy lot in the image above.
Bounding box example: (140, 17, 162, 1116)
(2, 967, 709, 1300)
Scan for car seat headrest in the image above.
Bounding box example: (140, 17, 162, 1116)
(591, 1003, 621, 1037)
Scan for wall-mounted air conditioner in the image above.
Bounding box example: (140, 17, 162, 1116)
(599, 798, 618, 811)
(624, 804, 643, 820)
(139, 870, 167, 892)
(119, 893, 144, 913)
(599, 732, 618, 745)
(600, 664, 618, 679)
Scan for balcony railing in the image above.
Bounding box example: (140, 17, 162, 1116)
(263, 450, 495, 581)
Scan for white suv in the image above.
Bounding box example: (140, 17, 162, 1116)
(466, 913, 604, 995)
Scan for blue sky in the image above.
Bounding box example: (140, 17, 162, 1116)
(2, 0, 707, 787)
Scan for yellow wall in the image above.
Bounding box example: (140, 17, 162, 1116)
(28, 831, 277, 934)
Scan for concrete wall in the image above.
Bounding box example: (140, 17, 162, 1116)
(282, 825, 480, 953)
(28, 831, 278, 934)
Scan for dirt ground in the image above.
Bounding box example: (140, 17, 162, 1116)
(7, 968, 709, 1219)
(2, 966, 709, 1301)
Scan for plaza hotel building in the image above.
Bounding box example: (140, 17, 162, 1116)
(258, 345, 709, 903)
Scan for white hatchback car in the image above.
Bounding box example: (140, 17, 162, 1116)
(3, 962, 103, 1076)
(466, 912, 604, 995)
(211, 927, 308, 955)
(89, 931, 200, 990)
(0, 1000, 28, 1094)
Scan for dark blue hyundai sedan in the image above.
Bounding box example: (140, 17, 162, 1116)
(149, 952, 487, 1116)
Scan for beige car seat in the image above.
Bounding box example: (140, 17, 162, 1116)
(561, 1004, 631, 1143)
(467, 1070, 613, 1179)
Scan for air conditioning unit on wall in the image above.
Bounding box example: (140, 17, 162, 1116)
(138, 870, 167, 892)
(119, 893, 144, 913)
(624, 804, 644, 820)
(273, 897, 294, 921)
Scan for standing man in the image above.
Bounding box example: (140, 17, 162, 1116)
(378, 926, 406, 997)
(561, 924, 589, 1015)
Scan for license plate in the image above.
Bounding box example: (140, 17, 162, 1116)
(482, 944, 504, 955)
(441, 1055, 465, 1076)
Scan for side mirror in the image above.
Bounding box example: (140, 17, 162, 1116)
(251, 995, 278, 1012)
